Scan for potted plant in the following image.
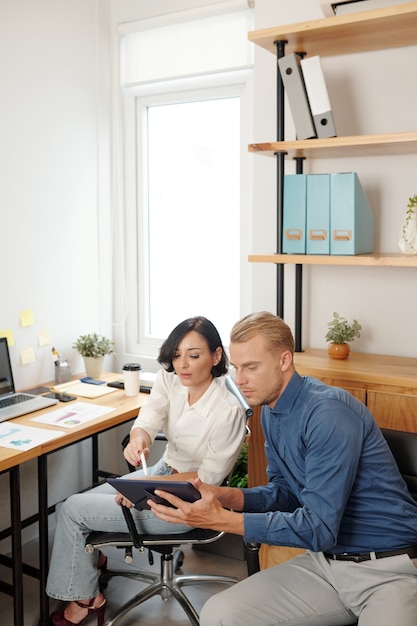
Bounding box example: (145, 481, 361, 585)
(325, 312, 361, 360)
(72, 333, 114, 378)
(398, 194, 417, 254)
(230, 441, 248, 489)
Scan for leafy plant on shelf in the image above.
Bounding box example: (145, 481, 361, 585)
(230, 441, 248, 488)
(400, 194, 417, 253)
(72, 333, 115, 358)
(325, 312, 361, 345)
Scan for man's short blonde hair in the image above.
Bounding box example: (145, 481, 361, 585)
(230, 311, 295, 355)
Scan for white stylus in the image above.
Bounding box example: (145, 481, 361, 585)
(140, 452, 148, 476)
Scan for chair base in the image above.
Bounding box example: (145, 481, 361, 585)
(101, 549, 238, 626)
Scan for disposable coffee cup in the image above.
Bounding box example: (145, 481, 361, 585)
(122, 363, 141, 396)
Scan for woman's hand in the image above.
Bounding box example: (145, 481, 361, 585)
(114, 491, 134, 509)
(123, 428, 151, 468)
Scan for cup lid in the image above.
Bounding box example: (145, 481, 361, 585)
(122, 363, 142, 371)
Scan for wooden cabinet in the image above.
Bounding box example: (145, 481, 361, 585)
(248, 349, 417, 568)
(294, 349, 417, 430)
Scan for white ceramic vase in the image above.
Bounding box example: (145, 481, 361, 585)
(398, 203, 417, 254)
(83, 356, 104, 379)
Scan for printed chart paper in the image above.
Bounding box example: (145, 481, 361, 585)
(0, 422, 63, 451)
(31, 402, 114, 428)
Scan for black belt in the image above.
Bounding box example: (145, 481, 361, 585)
(324, 546, 417, 563)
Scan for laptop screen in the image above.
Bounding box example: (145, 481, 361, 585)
(0, 337, 15, 398)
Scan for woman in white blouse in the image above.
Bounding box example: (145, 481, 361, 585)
(47, 316, 247, 626)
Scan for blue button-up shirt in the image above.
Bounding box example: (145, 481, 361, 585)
(242, 372, 417, 553)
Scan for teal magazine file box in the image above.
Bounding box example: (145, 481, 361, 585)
(283, 174, 307, 253)
(306, 174, 330, 254)
(330, 172, 374, 255)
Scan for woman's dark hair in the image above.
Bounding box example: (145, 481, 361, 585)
(158, 316, 228, 377)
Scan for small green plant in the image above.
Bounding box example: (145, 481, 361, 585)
(400, 194, 417, 252)
(230, 441, 248, 488)
(72, 333, 114, 358)
(325, 312, 361, 345)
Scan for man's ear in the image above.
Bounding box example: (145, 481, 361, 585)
(280, 350, 293, 372)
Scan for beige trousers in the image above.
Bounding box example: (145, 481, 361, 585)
(200, 550, 417, 626)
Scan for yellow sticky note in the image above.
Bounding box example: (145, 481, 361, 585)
(21, 347, 36, 365)
(20, 309, 35, 327)
(38, 330, 50, 347)
(0, 330, 14, 346)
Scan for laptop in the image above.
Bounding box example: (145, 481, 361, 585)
(0, 337, 58, 422)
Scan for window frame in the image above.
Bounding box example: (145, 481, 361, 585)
(120, 70, 253, 369)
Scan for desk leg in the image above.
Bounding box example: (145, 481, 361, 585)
(38, 456, 49, 626)
(10, 465, 24, 626)
(92, 433, 99, 484)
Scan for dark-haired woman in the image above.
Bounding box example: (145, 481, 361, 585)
(47, 317, 246, 626)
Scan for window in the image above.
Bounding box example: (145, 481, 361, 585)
(118, 5, 253, 366)
(145, 94, 241, 342)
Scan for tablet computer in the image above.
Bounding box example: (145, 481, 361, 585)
(107, 478, 201, 510)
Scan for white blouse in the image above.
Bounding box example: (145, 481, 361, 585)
(131, 369, 247, 485)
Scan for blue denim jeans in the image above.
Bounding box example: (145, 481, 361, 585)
(46, 458, 192, 601)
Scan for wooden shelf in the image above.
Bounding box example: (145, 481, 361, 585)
(248, 132, 417, 159)
(249, 253, 417, 268)
(248, 2, 417, 57)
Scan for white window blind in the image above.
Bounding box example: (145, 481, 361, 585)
(120, 7, 253, 86)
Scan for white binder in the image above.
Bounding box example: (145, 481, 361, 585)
(300, 55, 337, 139)
(278, 53, 316, 140)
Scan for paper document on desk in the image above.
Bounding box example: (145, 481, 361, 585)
(51, 380, 118, 398)
(0, 422, 64, 451)
(31, 402, 114, 428)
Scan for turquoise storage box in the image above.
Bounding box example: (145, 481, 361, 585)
(283, 174, 307, 254)
(306, 174, 330, 254)
(330, 172, 374, 255)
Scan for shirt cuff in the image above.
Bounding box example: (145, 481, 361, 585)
(242, 512, 269, 544)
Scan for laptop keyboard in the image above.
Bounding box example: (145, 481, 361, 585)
(0, 394, 34, 409)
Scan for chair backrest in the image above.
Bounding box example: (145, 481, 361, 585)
(381, 428, 417, 501)
(225, 375, 254, 418)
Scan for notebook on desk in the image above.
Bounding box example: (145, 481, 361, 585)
(0, 337, 58, 422)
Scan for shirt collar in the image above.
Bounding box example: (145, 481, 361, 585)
(270, 371, 303, 416)
(177, 376, 217, 415)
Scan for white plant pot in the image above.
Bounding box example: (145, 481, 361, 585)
(83, 356, 104, 379)
(398, 205, 417, 254)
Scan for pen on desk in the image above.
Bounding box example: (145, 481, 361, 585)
(140, 452, 148, 476)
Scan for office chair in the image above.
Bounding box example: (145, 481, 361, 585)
(85, 376, 260, 626)
(341, 428, 417, 626)
(380, 428, 417, 501)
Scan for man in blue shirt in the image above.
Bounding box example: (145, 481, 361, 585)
(150, 311, 417, 625)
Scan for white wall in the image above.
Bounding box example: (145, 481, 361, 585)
(0, 0, 114, 546)
(1, 0, 113, 389)
(250, 0, 417, 358)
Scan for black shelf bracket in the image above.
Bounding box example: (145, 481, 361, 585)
(274, 39, 287, 319)
(294, 157, 306, 352)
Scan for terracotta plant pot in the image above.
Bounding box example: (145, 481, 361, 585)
(328, 342, 350, 360)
